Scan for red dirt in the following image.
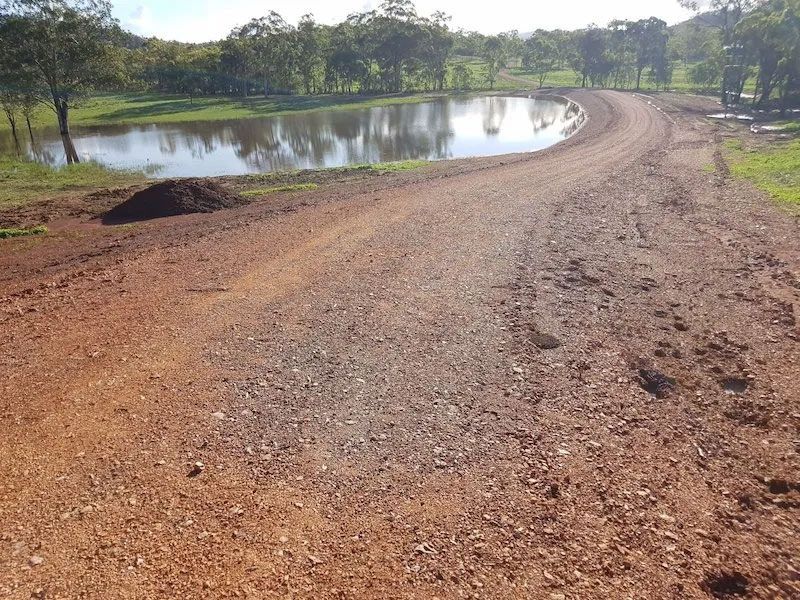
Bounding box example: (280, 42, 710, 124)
(0, 90, 798, 599)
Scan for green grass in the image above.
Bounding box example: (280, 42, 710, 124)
(1, 92, 455, 131)
(244, 160, 429, 180)
(240, 183, 319, 196)
(322, 159, 429, 174)
(360, 159, 429, 172)
(502, 67, 581, 89)
(448, 57, 519, 91)
(726, 138, 800, 206)
(0, 225, 48, 239)
(771, 120, 800, 133)
(501, 61, 755, 95)
(0, 157, 145, 208)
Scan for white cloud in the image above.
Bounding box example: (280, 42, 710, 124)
(124, 4, 155, 36)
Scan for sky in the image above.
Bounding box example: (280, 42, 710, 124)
(114, 0, 695, 43)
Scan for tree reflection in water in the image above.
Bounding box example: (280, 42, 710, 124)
(0, 96, 584, 178)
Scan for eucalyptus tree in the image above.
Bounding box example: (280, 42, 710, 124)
(607, 21, 637, 88)
(324, 17, 370, 94)
(679, 0, 761, 45)
(348, 11, 380, 93)
(0, 91, 23, 154)
(522, 31, 559, 88)
(481, 36, 507, 89)
(678, 0, 763, 101)
(736, 0, 800, 108)
(0, 0, 124, 163)
(220, 34, 254, 97)
(450, 62, 473, 90)
(571, 27, 614, 88)
(137, 39, 183, 93)
(234, 12, 297, 95)
(501, 31, 525, 67)
(419, 11, 453, 91)
(296, 15, 325, 95)
(177, 46, 222, 102)
(0, 14, 27, 152)
(452, 30, 487, 57)
(631, 18, 669, 89)
(371, 0, 424, 93)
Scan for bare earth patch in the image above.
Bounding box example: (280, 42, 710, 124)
(0, 90, 797, 599)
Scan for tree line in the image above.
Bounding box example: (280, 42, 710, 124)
(1, 0, 798, 163)
(521, 19, 672, 91)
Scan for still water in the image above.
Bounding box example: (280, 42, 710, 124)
(2, 96, 583, 178)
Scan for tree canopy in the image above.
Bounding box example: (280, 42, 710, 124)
(0, 0, 124, 161)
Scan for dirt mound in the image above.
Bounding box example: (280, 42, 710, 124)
(103, 179, 245, 223)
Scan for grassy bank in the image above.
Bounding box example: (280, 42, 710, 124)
(0, 158, 145, 209)
(240, 160, 429, 185)
(774, 120, 800, 133)
(1, 92, 457, 132)
(240, 183, 319, 197)
(726, 139, 800, 207)
(0, 60, 737, 133)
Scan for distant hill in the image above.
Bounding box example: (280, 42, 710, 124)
(518, 12, 724, 39)
(669, 11, 726, 34)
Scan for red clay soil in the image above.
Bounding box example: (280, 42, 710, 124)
(0, 90, 798, 599)
(103, 179, 245, 223)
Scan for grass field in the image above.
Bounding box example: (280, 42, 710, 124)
(726, 139, 800, 207)
(447, 57, 519, 91)
(502, 62, 714, 93)
(0, 158, 145, 209)
(1, 92, 458, 132)
(240, 183, 319, 197)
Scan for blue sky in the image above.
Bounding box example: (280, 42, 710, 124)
(113, 1, 694, 43)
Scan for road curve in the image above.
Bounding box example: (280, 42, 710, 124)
(1, 90, 798, 599)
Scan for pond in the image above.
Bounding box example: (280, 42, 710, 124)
(1, 96, 583, 178)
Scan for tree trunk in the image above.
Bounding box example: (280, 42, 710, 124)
(636, 68, 642, 91)
(735, 75, 746, 105)
(5, 112, 21, 156)
(760, 75, 776, 109)
(779, 75, 792, 116)
(26, 116, 35, 146)
(55, 97, 79, 164)
(752, 74, 761, 108)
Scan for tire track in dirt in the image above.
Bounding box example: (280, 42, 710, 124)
(1, 91, 797, 599)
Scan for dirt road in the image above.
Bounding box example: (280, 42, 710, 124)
(1, 90, 798, 599)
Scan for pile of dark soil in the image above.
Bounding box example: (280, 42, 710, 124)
(103, 179, 245, 223)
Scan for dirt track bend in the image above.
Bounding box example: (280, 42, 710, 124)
(1, 90, 798, 599)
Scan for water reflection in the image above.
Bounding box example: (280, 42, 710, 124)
(0, 96, 583, 178)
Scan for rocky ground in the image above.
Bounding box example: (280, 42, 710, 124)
(0, 90, 798, 599)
